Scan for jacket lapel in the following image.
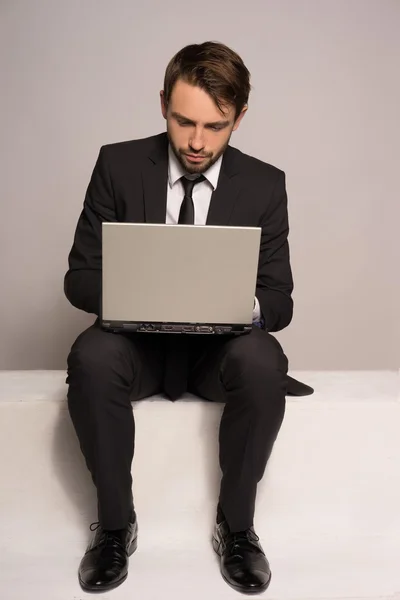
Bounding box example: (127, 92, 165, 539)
(142, 133, 169, 223)
(206, 145, 241, 226)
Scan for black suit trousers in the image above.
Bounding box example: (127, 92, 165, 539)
(66, 321, 288, 532)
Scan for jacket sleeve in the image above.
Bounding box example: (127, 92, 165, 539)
(256, 171, 294, 332)
(64, 147, 117, 315)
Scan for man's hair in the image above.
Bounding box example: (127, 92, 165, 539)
(163, 41, 251, 120)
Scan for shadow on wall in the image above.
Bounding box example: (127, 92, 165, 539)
(3, 291, 95, 370)
(50, 296, 96, 369)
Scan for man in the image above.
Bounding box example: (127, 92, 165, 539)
(65, 41, 293, 594)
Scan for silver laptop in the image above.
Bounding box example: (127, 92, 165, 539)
(101, 223, 261, 335)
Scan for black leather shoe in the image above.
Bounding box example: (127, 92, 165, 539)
(78, 519, 138, 593)
(213, 520, 271, 594)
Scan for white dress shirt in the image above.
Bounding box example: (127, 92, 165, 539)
(166, 145, 261, 323)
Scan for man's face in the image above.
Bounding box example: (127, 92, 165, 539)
(160, 79, 246, 174)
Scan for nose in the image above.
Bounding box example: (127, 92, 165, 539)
(189, 127, 205, 152)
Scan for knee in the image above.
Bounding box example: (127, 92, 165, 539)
(67, 326, 128, 379)
(223, 332, 288, 397)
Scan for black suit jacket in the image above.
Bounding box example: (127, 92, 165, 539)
(64, 132, 294, 333)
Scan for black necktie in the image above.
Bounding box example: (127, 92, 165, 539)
(178, 175, 205, 224)
(164, 175, 205, 400)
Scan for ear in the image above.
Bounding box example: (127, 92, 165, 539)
(160, 90, 167, 120)
(232, 105, 248, 132)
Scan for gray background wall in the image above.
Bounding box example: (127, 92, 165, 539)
(0, 0, 398, 371)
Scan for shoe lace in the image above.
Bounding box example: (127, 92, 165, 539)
(228, 529, 260, 555)
(90, 521, 100, 532)
(89, 521, 126, 557)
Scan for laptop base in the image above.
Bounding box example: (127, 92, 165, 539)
(101, 321, 252, 335)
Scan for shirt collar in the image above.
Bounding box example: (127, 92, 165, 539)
(168, 145, 223, 191)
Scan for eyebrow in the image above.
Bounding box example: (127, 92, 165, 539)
(171, 111, 230, 128)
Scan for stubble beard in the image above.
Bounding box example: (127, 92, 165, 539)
(167, 130, 231, 175)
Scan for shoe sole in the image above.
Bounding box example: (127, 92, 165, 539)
(212, 535, 272, 595)
(78, 537, 138, 593)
